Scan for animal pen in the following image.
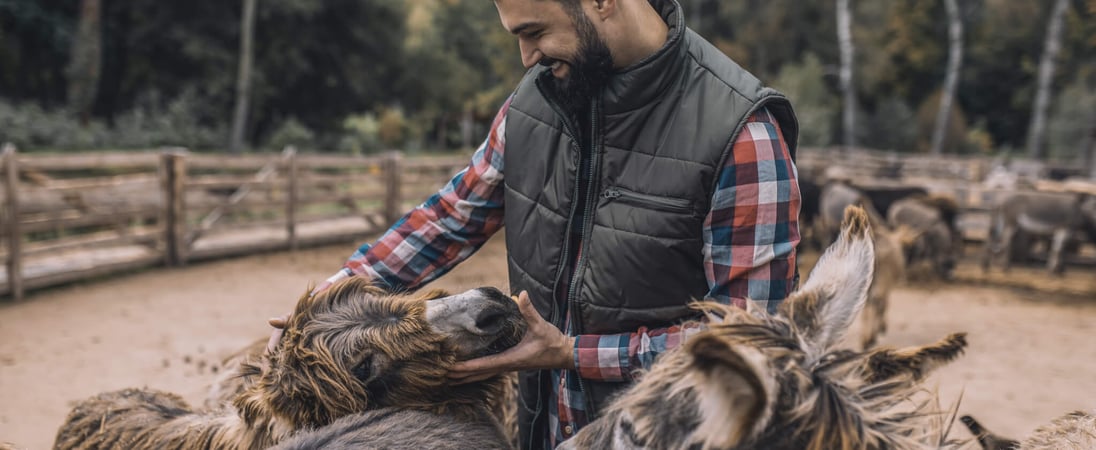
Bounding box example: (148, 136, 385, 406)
(0, 144, 469, 300)
(2, 144, 1094, 301)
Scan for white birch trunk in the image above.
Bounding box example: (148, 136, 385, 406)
(837, 0, 856, 152)
(230, 0, 258, 154)
(930, 0, 963, 155)
(1026, 0, 1069, 160)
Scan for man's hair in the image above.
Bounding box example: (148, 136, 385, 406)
(549, 0, 586, 21)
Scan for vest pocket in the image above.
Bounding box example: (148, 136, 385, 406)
(602, 187, 700, 217)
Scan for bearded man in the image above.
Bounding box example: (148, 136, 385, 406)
(271, 0, 800, 447)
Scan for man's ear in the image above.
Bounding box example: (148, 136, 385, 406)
(591, 0, 615, 19)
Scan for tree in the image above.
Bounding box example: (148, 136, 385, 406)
(836, 0, 856, 151)
(1027, 0, 1070, 159)
(66, 0, 101, 124)
(229, 0, 256, 154)
(930, 0, 963, 155)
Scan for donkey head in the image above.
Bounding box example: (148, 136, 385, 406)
(236, 277, 526, 430)
(563, 206, 967, 450)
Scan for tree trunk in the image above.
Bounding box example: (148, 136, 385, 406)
(837, 0, 856, 153)
(1085, 123, 1096, 179)
(229, 0, 257, 154)
(460, 107, 474, 150)
(930, 0, 963, 155)
(1026, 0, 1069, 160)
(66, 0, 102, 126)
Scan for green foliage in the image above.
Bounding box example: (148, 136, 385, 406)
(338, 113, 382, 155)
(861, 97, 919, 152)
(772, 54, 838, 147)
(378, 108, 410, 149)
(0, 100, 106, 148)
(264, 117, 315, 152)
(0, 88, 226, 150)
(914, 91, 967, 153)
(1046, 74, 1096, 160)
(2, 0, 1095, 158)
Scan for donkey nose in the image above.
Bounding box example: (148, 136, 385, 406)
(474, 307, 507, 335)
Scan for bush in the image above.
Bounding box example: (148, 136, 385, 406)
(0, 88, 227, 151)
(264, 117, 315, 151)
(1046, 75, 1096, 161)
(337, 113, 382, 155)
(772, 53, 838, 147)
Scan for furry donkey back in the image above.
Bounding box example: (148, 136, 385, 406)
(561, 206, 969, 450)
(54, 277, 526, 450)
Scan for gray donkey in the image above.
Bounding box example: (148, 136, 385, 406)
(560, 206, 969, 450)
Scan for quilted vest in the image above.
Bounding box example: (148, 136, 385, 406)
(503, 0, 798, 444)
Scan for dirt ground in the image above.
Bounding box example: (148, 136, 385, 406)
(1, 235, 1095, 449)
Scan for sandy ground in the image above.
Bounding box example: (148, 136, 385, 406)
(1, 235, 1094, 449)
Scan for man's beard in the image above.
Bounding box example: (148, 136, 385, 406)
(544, 14, 613, 116)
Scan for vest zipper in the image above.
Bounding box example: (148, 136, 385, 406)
(568, 97, 602, 420)
(602, 186, 699, 216)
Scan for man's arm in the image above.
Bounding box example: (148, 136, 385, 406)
(316, 97, 512, 293)
(575, 108, 800, 382)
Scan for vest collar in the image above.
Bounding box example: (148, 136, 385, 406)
(601, 0, 687, 115)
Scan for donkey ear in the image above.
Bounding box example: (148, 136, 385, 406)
(862, 333, 967, 385)
(686, 333, 772, 449)
(780, 205, 875, 353)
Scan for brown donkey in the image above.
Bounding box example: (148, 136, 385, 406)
(560, 206, 969, 450)
(53, 277, 526, 450)
(962, 411, 1096, 450)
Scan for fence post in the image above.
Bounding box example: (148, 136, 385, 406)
(160, 149, 188, 267)
(285, 146, 298, 251)
(383, 151, 402, 225)
(2, 143, 23, 301)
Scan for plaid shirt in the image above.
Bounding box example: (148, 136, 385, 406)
(319, 96, 800, 447)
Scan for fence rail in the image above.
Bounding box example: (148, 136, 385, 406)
(0, 145, 469, 300)
(3, 145, 1094, 300)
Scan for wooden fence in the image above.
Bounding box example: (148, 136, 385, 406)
(0, 145, 469, 300)
(3, 144, 1094, 300)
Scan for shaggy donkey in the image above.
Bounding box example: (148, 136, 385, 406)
(962, 411, 1096, 450)
(53, 277, 526, 450)
(560, 206, 968, 450)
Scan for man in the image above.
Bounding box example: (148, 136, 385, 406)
(273, 0, 799, 447)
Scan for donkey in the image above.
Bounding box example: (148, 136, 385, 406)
(560, 206, 968, 450)
(887, 194, 964, 280)
(981, 191, 1096, 274)
(962, 411, 1096, 450)
(53, 277, 527, 450)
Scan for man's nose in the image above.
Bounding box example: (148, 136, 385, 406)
(519, 42, 541, 69)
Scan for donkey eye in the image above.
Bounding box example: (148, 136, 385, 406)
(352, 354, 374, 381)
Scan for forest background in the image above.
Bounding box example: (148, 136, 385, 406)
(1, 0, 1094, 165)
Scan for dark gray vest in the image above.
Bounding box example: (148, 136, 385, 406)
(503, 0, 798, 444)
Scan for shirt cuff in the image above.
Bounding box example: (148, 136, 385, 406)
(573, 333, 632, 382)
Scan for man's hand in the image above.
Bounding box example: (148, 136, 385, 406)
(266, 314, 289, 353)
(448, 291, 575, 384)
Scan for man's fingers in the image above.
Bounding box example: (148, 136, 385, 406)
(514, 290, 540, 322)
(266, 329, 283, 354)
(268, 315, 289, 329)
(449, 371, 496, 385)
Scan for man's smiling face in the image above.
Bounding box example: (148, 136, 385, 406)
(495, 0, 614, 111)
